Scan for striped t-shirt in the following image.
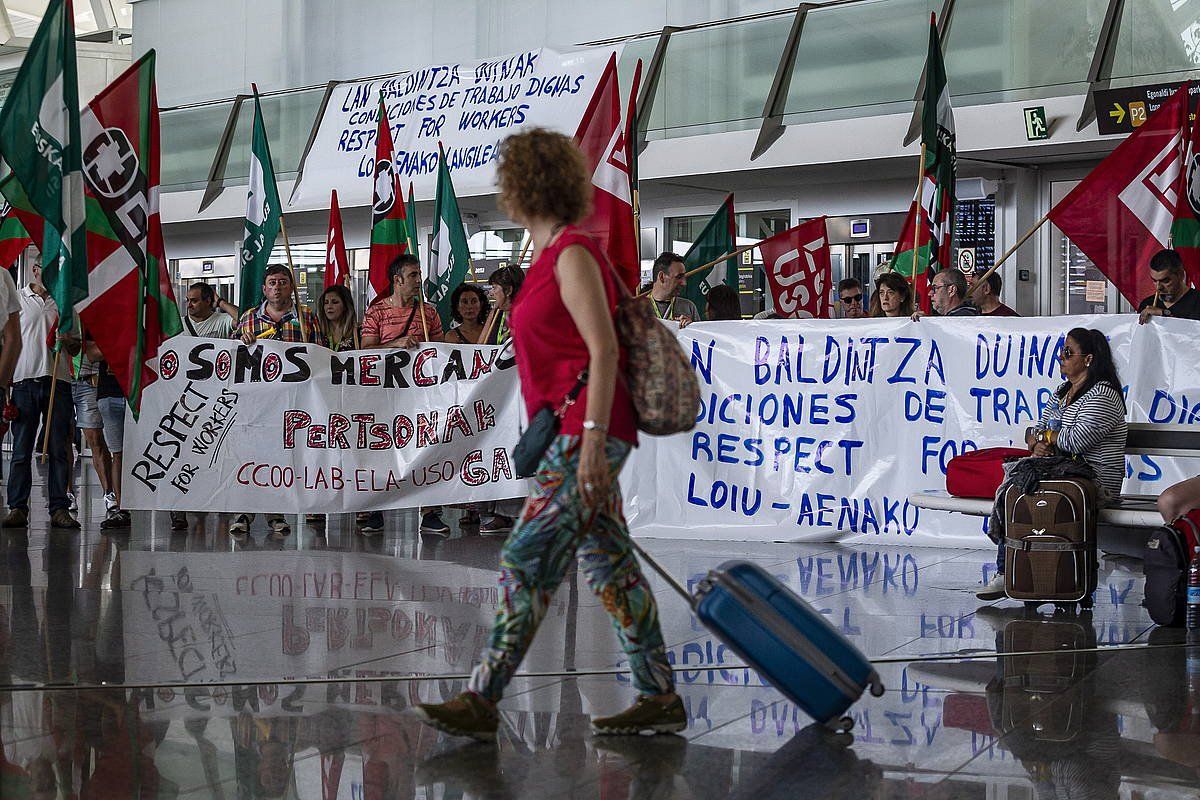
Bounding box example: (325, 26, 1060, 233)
(1036, 382, 1128, 496)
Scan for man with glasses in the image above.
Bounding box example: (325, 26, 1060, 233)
(928, 268, 978, 317)
(836, 278, 865, 319)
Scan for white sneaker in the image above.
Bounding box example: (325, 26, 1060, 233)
(975, 573, 1007, 601)
(67, 492, 78, 512)
(104, 492, 118, 513)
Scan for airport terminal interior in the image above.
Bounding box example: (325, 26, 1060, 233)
(1, 0, 1200, 798)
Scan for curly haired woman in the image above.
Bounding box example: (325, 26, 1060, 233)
(414, 128, 683, 741)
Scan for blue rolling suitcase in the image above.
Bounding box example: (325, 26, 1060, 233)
(635, 549, 884, 732)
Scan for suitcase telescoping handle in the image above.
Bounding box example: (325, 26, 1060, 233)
(630, 540, 698, 610)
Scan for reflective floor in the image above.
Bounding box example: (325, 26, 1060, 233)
(2, 470, 1199, 798)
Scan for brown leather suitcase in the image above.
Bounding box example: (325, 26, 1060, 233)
(993, 617, 1096, 744)
(1002, 478, 1098, 610)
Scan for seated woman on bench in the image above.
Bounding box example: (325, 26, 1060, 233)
(977, 328, 1128, 601)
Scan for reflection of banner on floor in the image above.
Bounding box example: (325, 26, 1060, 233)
(119, 550, 571, 689)
(623, 315, 1200, 546)
(122, 338, 526, 513)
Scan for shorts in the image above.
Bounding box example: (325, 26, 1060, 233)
(98, 397, 126, 453)
(71, 381, 102, 429)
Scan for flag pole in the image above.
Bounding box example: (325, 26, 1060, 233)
(667, 244, 758, 287)
(912, 142, 924, 275)
(967, 212, 1051, 301)
(477, 310, 498, 345)
(40, 349, 61, 463)
(277, 214, 308, 341)
(417, 293, 430, 343)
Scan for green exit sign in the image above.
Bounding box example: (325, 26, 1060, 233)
(1024, 106, 1049, 140)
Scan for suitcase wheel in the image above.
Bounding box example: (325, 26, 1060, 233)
(1079, 595, 1094, 610)
(869, 676, 885, 698)
(825, 715, 854, 734)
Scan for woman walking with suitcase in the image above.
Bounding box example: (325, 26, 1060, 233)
(977, 328, 1128, 601)
(414, 128, 683, 741)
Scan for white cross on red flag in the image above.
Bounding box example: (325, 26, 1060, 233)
(1048, 84, 1190, 305)
(758, 216, 833, 318)
(324, 188, 350, 288)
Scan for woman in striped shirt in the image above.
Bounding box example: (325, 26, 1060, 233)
(978, 327, 1128, 600)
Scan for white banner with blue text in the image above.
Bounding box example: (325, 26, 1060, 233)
(122, 338, 526, 513)
(621, 315, 1200, 546)
(291, 46, 620, 206)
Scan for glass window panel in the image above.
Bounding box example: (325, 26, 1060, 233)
(1050, 180, 1118, 315)
(1110, 0, 1200, 81)
(159, 100, 236, 189)
(645, 16, 789, 138)
(220, 87, 328, 184)
(617, 35, 658, 107)
(944, 0, 1108, 103)
(783, 0, 938, 120)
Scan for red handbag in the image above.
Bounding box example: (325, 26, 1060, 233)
(945, 447, 1028, 499)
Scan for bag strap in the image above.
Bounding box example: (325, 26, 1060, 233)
(183, 314, 198, 336)
(553, 370, 589, 418)
(1003, 537, 1087, 552)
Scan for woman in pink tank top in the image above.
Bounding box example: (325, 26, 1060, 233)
(415, 129, 683, 741)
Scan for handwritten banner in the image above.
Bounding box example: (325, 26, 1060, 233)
(291, 46, 620, 206)
(622, 315, 1200, 546)
(121, 338, 526, 513)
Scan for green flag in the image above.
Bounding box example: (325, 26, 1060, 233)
(889, 14, 955, 310)
(427, 146, 471, 328)
(0, 0, 87, 332)
(682, 194, 737, 312)
(238, 91, 282, 312)
(406, 182, 420, 262)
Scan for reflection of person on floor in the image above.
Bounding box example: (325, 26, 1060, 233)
(231, 712, 299, 799)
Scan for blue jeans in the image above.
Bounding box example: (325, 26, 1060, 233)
(8, 376, 73, 513)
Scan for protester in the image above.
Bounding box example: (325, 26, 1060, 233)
(705, 284, 741, 320)
(361, 255, 442, 349)
(318, 284, 359, 352)
(478, 266, 526, 535)
(5, 263, 78, 529)
(648, 252, 699, 327)
(183, 282, 235, 338)
(482, 265, 523, 345)
(869, 272, 913, 318)
(447, 283, 490, 344)
(928, 268, 978, 317)
(975, 271, 1019, 316)
(230, 265, 324, 541)
(69, 346, 115, 521)
(415, 128, 682, 741)
(977, 328, 1127, 601)
(837, 278, 865, 319)
(1157, 475, 1200, 523)
(91, 355, 130, 531)
(1137, 249, 1200, 323)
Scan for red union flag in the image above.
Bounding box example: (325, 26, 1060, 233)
(1049, 84, 1189, 305)
(758, 217, 833, 318)
(574, 52, 640, 292)
(324, 188, 349, 288)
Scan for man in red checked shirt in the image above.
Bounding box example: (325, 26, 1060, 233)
(360, 255, 445, 536)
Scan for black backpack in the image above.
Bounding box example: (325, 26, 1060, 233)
(1142, 511, 1200, 627)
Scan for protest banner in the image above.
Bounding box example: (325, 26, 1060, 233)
(121, 338, 526, 513)
(621, 315, 1200, 546)
(291, 46, 619, 206)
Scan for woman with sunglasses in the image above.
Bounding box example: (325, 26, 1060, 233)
(977, 328, 1128, 601)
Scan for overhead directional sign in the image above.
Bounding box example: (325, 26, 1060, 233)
(1096, 82, 1199, 135)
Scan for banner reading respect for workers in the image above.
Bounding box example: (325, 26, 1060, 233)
(122, 338, 525, 513)
(621, 315, 1200, 547)
(291, 46, 619, 206)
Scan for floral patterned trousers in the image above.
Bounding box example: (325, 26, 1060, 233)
(468, 434, 675, 703)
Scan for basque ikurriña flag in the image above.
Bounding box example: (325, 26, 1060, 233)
(3, 51, 183, 415)
(368, 96, 409, 303)
(890, 14, 955, 312)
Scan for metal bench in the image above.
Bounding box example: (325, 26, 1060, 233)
(908, 424, 1200, 550)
